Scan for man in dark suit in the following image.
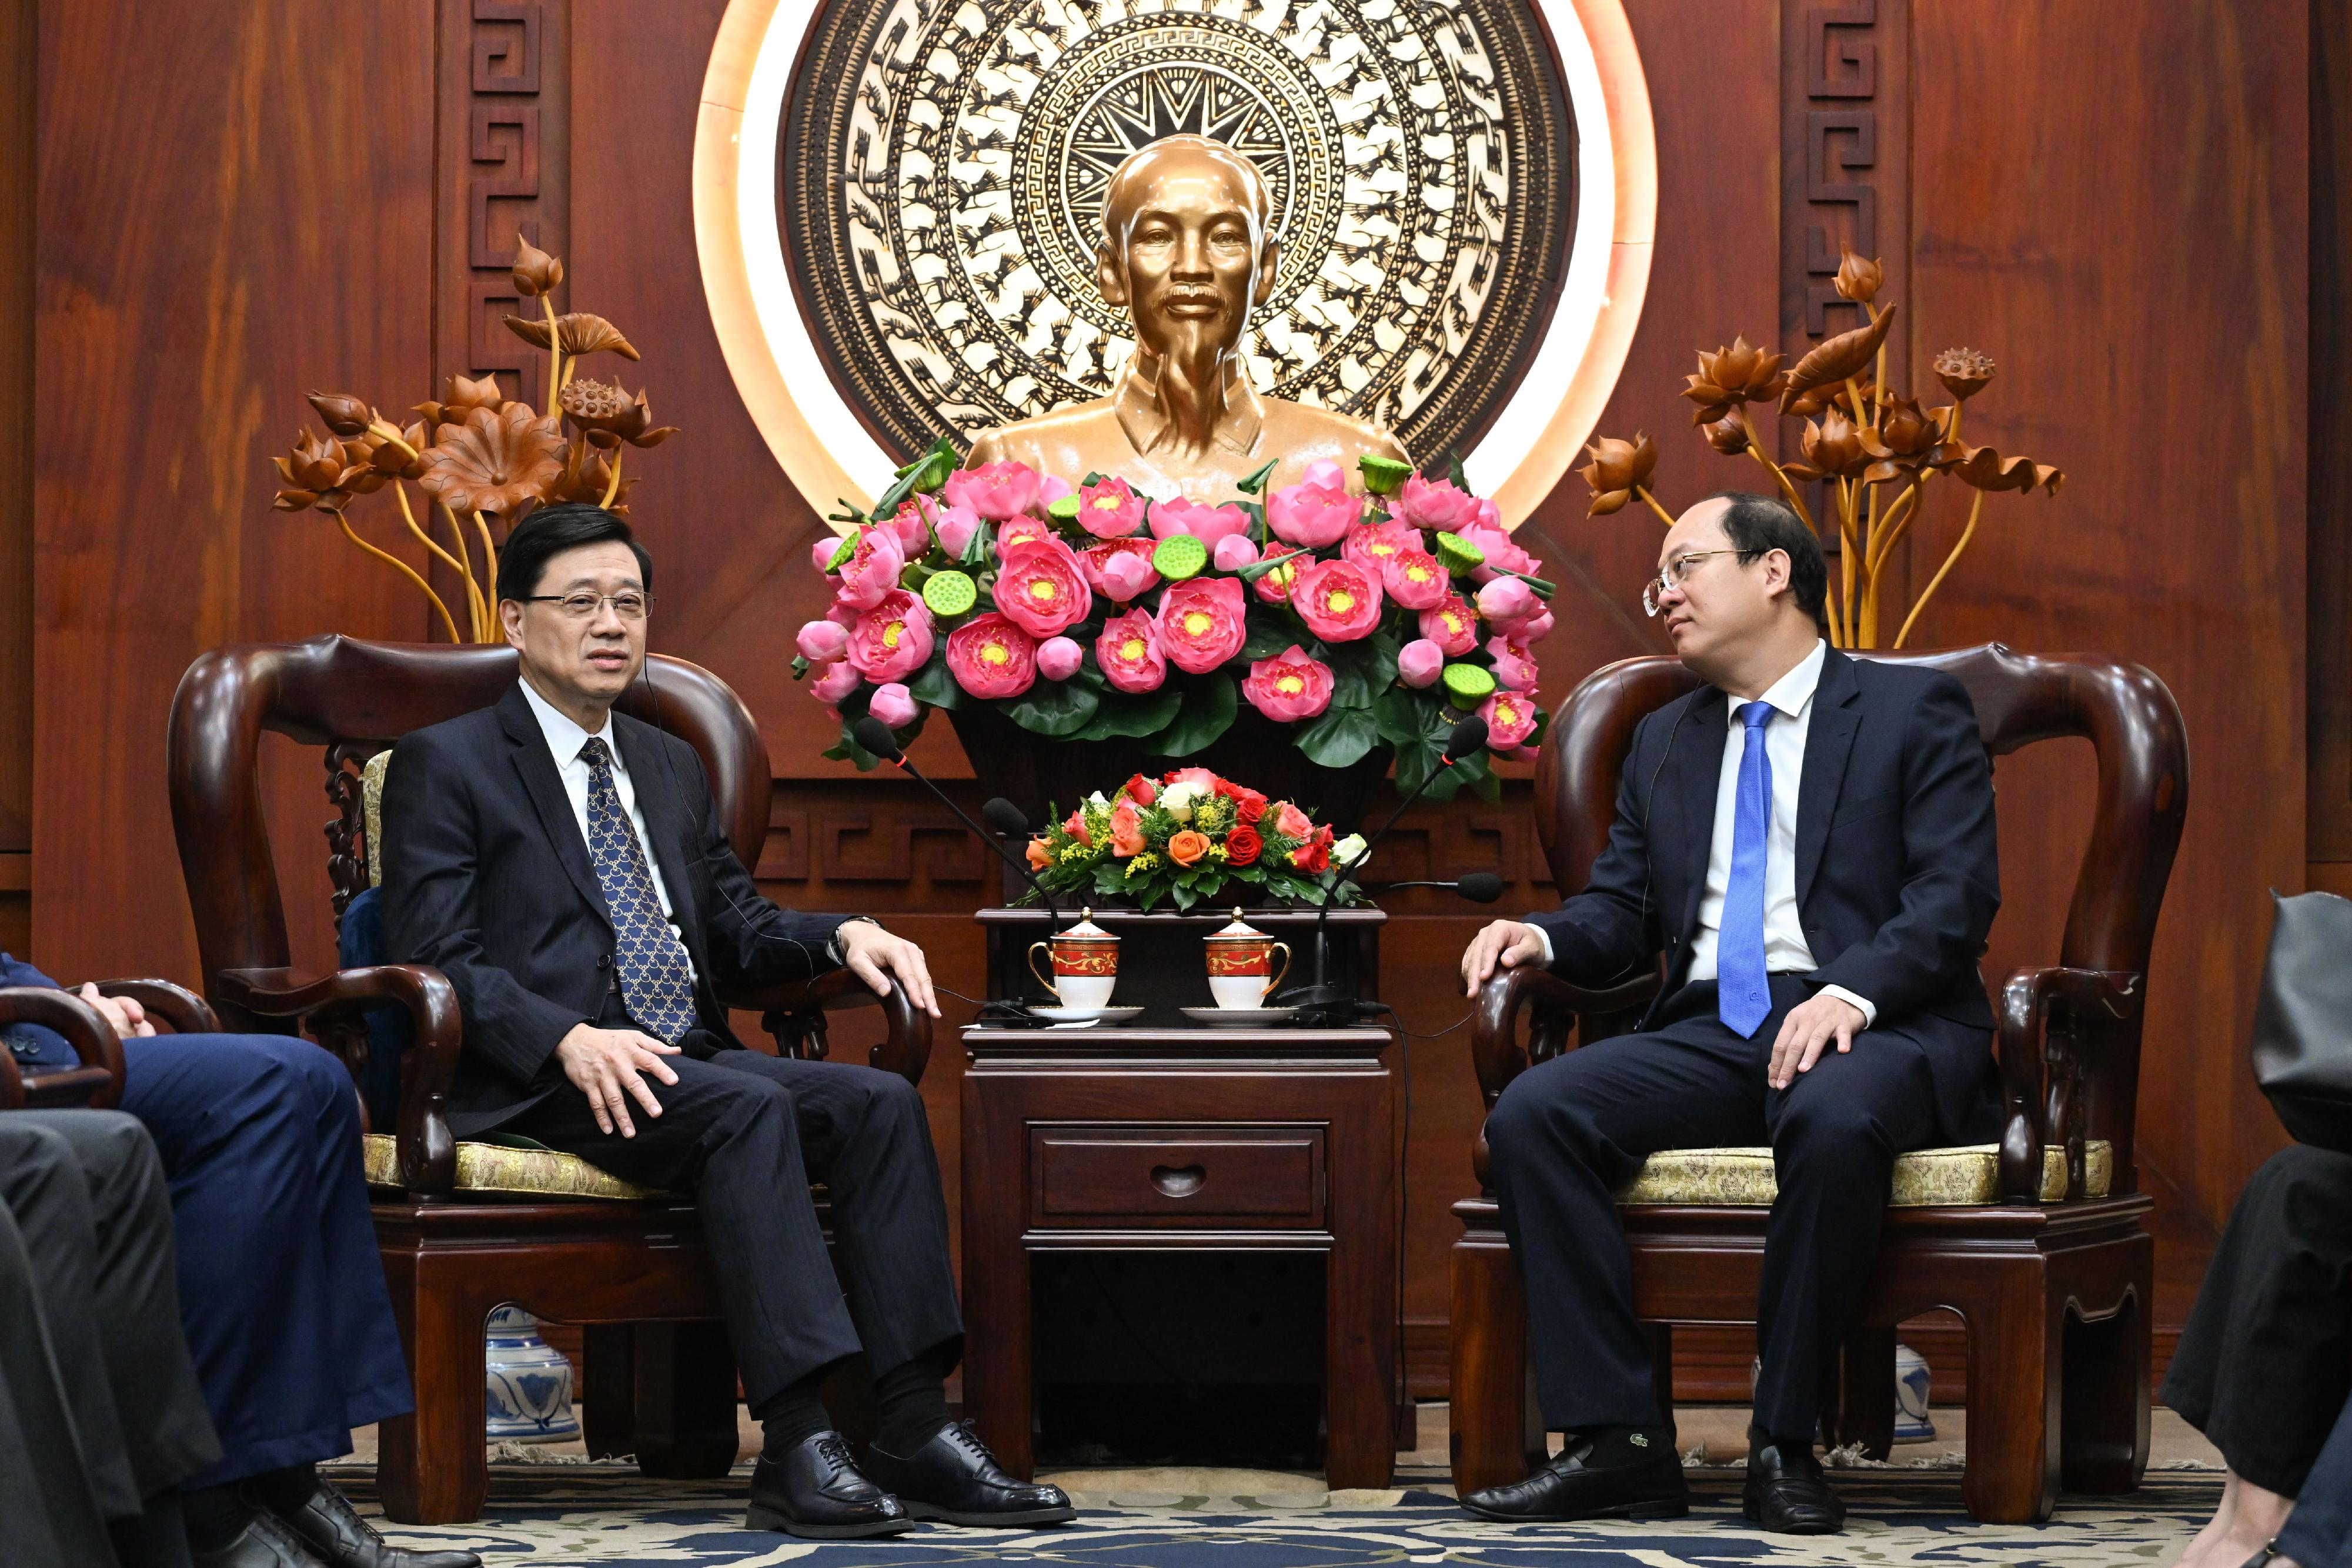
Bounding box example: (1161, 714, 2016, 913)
(1455, 492, 2001, 1533)
(382, 503, 1072, 1540)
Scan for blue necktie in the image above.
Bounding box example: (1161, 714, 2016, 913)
(1718, 701, 1775, 1038)
(580, 738, 697, 1044)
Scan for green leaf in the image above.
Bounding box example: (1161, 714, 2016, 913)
(1372, 685, 1436, 747)
(1004, 680, 1101, 738)
(1454, 748, 1501, 804)
(1319, 641, 1380, 710)
(907, 658, 964, 710)
(1235, 458, 1281, 496)
(1242, 610, 1297, 661)
(790, 654, 810, 680)
(1152, 677, 1238, 756)
(1295, 706, 1380, 768)
(1392, 737, 1439, 796)
(1171, 882, 1198, 912)
(1073, 685, 1183, 741)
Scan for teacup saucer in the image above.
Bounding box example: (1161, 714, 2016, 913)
(1181, 1005, 1301, 1027)
(1030, 1004, 1145, 1024)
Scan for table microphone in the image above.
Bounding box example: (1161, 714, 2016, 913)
(851, 716, 1067, 927)
(1279, 716, 1490, 1022)
(980, 795, 1067, 925)
(1378, 872, 1505, 902)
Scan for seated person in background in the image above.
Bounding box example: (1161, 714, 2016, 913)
(1455, 492, 2002, 1534)
(382, 503, 1072, 1540)
(5, 960, 482, 1568)
(2164, 1143, 2352, 1568)
(0, 1108, 218, 1568)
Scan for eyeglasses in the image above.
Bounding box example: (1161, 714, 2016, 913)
(1641, 550, 1745, 617)
(525, 591, 653, 621)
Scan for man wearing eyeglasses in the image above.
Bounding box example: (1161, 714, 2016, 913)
(382, 503, 1073, 1540)
(1455, 492, 2001, 1534)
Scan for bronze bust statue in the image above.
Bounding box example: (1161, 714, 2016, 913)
(964, 135, 1411, 499)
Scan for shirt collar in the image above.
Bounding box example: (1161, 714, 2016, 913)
(517, 676, 617, 767)
(1726, 638, 1828, 728)
(1112, 349, 1265, 459)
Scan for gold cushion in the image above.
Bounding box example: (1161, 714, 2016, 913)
(362, 751, 391, 888)
(360, 1132, 668, 1201)
(1615, 1140, 2113, 1207)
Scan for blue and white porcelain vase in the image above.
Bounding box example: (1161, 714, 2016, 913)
(485, 1306, 580, 1442)
(1893, 1341, 1936, 1443)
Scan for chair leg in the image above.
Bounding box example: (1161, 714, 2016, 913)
(629, 1322, 742, 1478)
(1449, 1224, 1545, 1495)
(1822, 1326, 1896, 1460)
(1960, 1266, 2061, 1523)
(1645, 1322, 1677, 1451)
(582, 1324, 637, 1460)
(376, 1253, 492, 1526)
(2061, 1232, 2152, 1494)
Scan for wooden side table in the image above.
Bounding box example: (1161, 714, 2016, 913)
(960, 1023, 1398, 1487)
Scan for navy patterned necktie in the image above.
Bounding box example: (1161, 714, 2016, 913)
(579, 737, 697, 1043)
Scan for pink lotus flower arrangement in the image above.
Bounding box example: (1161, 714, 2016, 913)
(796, 442, 1553, 800)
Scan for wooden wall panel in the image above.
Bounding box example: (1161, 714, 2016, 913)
(0, 0, 34, 957)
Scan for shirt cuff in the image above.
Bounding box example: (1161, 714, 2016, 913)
(1527, 922, 1553, 964)
(1818, 983, 1876, 1029)
(828, 916, 880, 964)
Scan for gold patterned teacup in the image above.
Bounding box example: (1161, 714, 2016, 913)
(1028, 911, 1118, 1009)
(1202, 910, 1291, 1010)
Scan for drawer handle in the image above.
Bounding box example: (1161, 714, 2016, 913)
(1151, 1164, 1207, 1198)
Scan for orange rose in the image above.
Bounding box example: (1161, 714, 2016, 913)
(1027, 837, 1052, 870)
(1110, 803, 1147, 857)
(1168, 830, 1210, 867)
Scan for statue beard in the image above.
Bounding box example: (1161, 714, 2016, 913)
(1141, 304, 1240, 448)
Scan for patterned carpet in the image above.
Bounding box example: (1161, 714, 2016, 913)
(329, 1465, 2216, 1566)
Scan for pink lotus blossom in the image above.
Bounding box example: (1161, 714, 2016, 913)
(1096, 610, 1168, 693)
(1155, 577, 1248, 673)
(867, 682, 918, 728)
(1395, 473, 1481, 535)
(1476, 576, 1540, 629)
(1302, 459, 1347, 488)
(1077, 476, 1147, 539)
(810, 660, 860, 703)
(813, 535, 847, 576)
(847, 590, 933, 683)
(834, 526, 906, 611)
(1457, 519, 1542, 584)
(1343, 521, 1425, 573)
(884, 500, 931, 557)
(1040, 474, 1074, 508)
(1267, 472, 1361, 549)
(1382, 549, 1448, 610)
(1480, 690, 1540, 751)
(943, 460, 1041, 521)
(1150, 497, 1252, 551)
(1292, 557, 1383, 643)
(1212, 534, 1259, 572)
(934, 503, 983, 559)
(1512, 609, 1556, 643)
(1488, 636, 1541, 690)
(797, 619, 850, 663)
(1253, 550, 1308, 604)
(1037, 636, 1084, 681)
(996, 515, 1056, 555)
(993, 541, 1093, 638)
(946, 612, 1038, 699)
(1081, 537, 1159, 601)
(1421, 594, 1479, 656)
(1397, 639, 1444, 688)
(1243, 645, 1335, 722)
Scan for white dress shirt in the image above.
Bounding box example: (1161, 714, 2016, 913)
(1535, 639, 1877, 1027)
(518, 678, 696, 980)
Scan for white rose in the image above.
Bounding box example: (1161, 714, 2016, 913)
(1331, 833, 1369, 871)
(1158, 781, 1202, 821)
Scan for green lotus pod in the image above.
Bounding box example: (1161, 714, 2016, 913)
(1151, 533, 1209, 580)
(1047, 493, 1081, 523)
(1442, 662, 1496, 710)
(1358, 455, 1413, 495)
(1436, 531, 1485, 576)
(921, 569, 978, 618)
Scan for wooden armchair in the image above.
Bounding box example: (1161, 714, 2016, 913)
(1449, 645, 2187, 1524)
(0, 979, 218, 1108)
(166, 634, 932, 1524)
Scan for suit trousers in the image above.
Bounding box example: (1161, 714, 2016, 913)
(0, 1112, 219, 1567)
(2277, 1388, 2352, 1568)
(505, 1031, 963, 1412)
(1485, 975, 1942, 1441)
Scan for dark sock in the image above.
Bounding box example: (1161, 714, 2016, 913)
(874, 1345, 956, 1453)
(243, 1462, 320, 1517)
(178, 1484, 256, 1554)
(108, 1491, 194, 1568)
(1749, 1423, 1816, 1460)
(755, 1366, 837, 1456)
(1576, 1423, 1673, 1467)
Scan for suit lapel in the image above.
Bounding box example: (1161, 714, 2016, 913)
(1672, 687, 1729, 943)
(614, 717, 702, 942)
(497, 684, 613, 929)
(1795, 648, 1862, 905)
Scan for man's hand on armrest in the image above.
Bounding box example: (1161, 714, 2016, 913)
(1461, 920, 1549, 998)
(554, 1024, 680, 1139)
(77, 984, 154, 1040)
(836, 920, 941, 1018)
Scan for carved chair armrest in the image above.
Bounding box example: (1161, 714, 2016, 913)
(1471, 966, 1661, 1105)
(1996, 965, 2142, 1203)
(0, 987, 128, 1110)
(218, 964, 464, 1196)
(722, 967, 933, 1086)
(94, 978, 221, 1035)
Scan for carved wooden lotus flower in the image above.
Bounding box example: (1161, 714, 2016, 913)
(1681, 336, 1786, 424)
(1786, 372, 1873, 422)
(306, 391, 373, 438)
(1701, 413, 1750, 455)
(511, 236, 564, 299)
(559, 377, 681, 450)
(1834, 249, 1883, 305)
(503, 311, 641, 362)
(1783, 409, 1871, 482)
(1857, 394, 1960, 483)
(271, 429, 365, 512)
(413, 372, 507, 428)
(418, 403, 567, 520)
(1779, 304, 1897, 413)
(1934, 347, 1996, 402)
(1578, 430, 1658, 516)
(547, 438, 637, 513)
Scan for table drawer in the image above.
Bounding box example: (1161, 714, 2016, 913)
(1030, 1125, 1325, 1227)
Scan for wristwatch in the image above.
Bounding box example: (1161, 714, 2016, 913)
(830, 915, 883, 961)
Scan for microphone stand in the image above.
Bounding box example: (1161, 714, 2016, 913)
(851, 717, 1068, 927)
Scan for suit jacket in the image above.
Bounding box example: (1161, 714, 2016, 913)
(1, 953, 74, 1070)
(382, 681, 844, 1136)
(1528, 647, 2002, 1138)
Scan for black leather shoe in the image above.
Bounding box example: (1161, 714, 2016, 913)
(1460, 1433, 1689, 1522)
(747, 1430, 914, 1539)
(263, 1478, 482, 1567)
(193, 1514, 330, 1568)
(1742, 1429, 1845, 1533)
(864, 1421, 1077, 1527)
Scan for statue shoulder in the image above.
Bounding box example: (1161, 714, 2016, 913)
(1262, 398, 1412, 466)
(964, 397, 1123, 473)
